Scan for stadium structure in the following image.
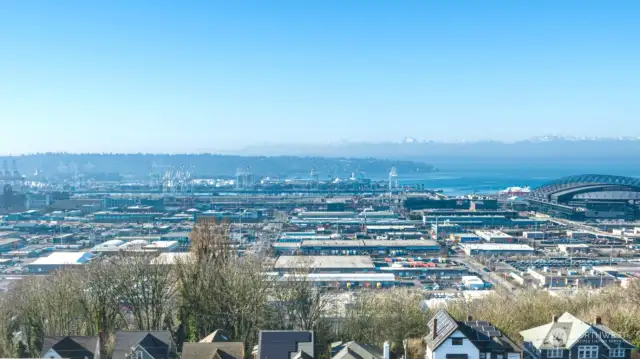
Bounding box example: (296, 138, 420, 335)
(527, 174, 640, 220)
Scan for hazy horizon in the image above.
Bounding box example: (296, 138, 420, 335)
(2, 0, 640, 154)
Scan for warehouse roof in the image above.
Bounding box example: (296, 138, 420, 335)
(362, 240, 439, 247)
(274, 256, 375, 270)
(299, 239, 439, 248)
(0, 237, 22, 246)
(29, 252, 93, 265)
(281, 273, 395, 282)
(463, 243, 534, 251)
(300, 240, 365, 247)
(161, 231, 192, 238)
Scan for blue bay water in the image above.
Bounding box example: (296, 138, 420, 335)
(391, 158, 640, 196)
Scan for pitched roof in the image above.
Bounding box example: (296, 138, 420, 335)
(459, 321, 521, 353)
(258, 331, 314, 359)
(425, 310, 520, 353)
(293, 351, 314, 359)
(182, 343, 244, 359)
(520, 312, 636, 350)
(332, 341, 396, 359)
(199, 330, 232, 343)
(425, 310, 461, 350)
(112, 331, 173, 359)
(41, 336, 98, 359)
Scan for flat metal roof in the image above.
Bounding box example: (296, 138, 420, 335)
(274, 255, 375, 269)
(463, 243, 534, 251)
(299, 239, 439, 248)
(281, 273, 395, 282)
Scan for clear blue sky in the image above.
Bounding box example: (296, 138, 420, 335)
(1, 0, 639, 154)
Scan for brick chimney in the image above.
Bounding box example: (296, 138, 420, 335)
(432, 318, 438, 339)
(552, 315, 558, 322)
(594, 316, 602, 325)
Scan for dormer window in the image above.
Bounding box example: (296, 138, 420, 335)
(136, 350, 143, 359)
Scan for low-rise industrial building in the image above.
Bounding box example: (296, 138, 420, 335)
(567, 231, 595, 240)
(144, 240, 179, 252)
(527, 268, 618, 289)
(558, 243, 590, 254)
(280, 273, 395, 288)
(297, 211, 356, 219)
(462, 243, 535, 257)
(274, 255, 375, 273)
(379, 265, 468, 279)
(522, 231, 546, 240)
(449, 233, 481, 243)
(0, 237, 24, 253)
(93, 211, 163, 223)
(277, 234, 333, 243)
(26, 251, 94, 273)
(365, 225, 417, 233)
(274, 239, 441, 256)
(160, 231, 191, 245)
(475, 230, 513, 243)
(461, 275, 485, 290)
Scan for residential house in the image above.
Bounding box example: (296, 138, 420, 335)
(424, 310, 521, 359)
(112, 331, 176, 359)
(181, 343, 244, 359)
(41, 336, 100, 359)
(520, 313, 637, 359)
(331, 341, 396, 359)
(256, 330, 314, 359)
(181, 330, 244, 359)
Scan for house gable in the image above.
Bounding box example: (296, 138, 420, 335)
(42, 348, 63, 359)
(131, 344, 156, 359)
(431, 330, 478, 359)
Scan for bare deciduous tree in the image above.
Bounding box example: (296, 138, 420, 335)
(117, 254, 177, 331)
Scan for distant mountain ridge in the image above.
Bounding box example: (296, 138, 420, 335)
(0, 153, 434, 179)
(235, 137, 640, 160)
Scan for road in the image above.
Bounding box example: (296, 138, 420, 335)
(453, 254, 517, 297)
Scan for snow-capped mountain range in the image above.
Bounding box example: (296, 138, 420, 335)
(235, 136, 640, 159)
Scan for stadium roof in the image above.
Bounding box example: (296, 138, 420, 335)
(530, 174, 640, 202)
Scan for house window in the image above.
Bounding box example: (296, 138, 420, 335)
(479, 353, 486, 359)
(610, 348, 625, 357)
(451, 338, 464, 346)
(135, 351, 143, 359)
(496, 355, 504, 359)
(577, 346, 598, 359)
(547, 349, 563, 358)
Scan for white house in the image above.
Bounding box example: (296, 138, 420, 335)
(425, 310, 521, 359)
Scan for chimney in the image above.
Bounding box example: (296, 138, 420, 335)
(98, 329, 106, 359)
(594, 316, 602, 325)
(383, 341, 390, 359)
(467, 315, 473, 322)
(552, 315, 558, 323)
(432, 318, 438, 339)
